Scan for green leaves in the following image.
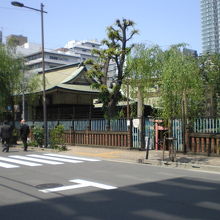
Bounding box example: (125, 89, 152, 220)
(125, 44, 163, 98)
(50, 125, 66, 151)
(160, 44, 204, 122)
(0, 44, 23, 110)
(198, 53, 220, 116)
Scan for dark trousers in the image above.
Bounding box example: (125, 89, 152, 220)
(2, 138, 10, 152)
(21, 137, 28, 151)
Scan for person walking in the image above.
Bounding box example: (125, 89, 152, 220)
(20, 120, 30, 151)
(1, 120, 13, 152)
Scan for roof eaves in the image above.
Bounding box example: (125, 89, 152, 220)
(60, 66, 85, 84)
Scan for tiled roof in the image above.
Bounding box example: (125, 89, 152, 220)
(32, 64, 99, 94)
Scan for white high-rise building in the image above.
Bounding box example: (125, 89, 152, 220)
(201, 0, 220, 53)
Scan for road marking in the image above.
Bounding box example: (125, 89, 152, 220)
(27, 154, 83, 163)
(44, 153, 100, 162)
(0, 156, 42, 167)
(0, 161, 19, 168)
(71, 179, 117, 190)
(39, 179, 117, 193)
(9, 155, 64, 165)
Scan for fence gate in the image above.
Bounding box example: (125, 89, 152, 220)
(132, 118, 155, 149)
(172, 119, 183, 151)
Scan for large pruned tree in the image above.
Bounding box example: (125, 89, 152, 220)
(85, 18, 138, 118)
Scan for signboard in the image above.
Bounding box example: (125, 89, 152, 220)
(127, 120, 130, 126)
(133, 119, 140, 128)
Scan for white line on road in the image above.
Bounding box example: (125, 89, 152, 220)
(44, 154, 100, 162)
(0, 156, 42, 167)
(39, 179, 117, 193)
(71, 179, 118, 190)
(9, 155, 64, 165)
(0, 161, 19, 168)
(27, 154, 83, 163)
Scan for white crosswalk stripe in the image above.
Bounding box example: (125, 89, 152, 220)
(9, 155, 64, 165)
(0, 153, 100, 169)
(0, 161, 19, 168)
(44, 154, 100, 162)
(27, 154, 83, 163)
(0, 156, 42, 167)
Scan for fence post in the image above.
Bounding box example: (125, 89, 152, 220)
(106, 120, 110, 131)
(71, 120, 75, 146)
(128, 118, 133, 149)
(217, 138, 220, 155)
(87, 119, 91, 131)
(184, 125, 190, 154)
(207, 138, 211, 156)
(211, 136, 215, 155)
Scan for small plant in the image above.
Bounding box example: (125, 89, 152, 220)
(32, 127, 44, 147)
(50, 125, 67, 151)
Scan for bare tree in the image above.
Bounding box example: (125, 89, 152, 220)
(85, 18, 138, 118)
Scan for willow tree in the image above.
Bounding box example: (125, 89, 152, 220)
(159, 44, 204, 151)
(199, 53, 220, 116)
(0, 44, 39, 122)
(125, 43, 163, 149)
(160, 44, 204, 121)
(0, 44, 23, 121)
(85, 18, 138, 118)
(125, 44, 163, 116)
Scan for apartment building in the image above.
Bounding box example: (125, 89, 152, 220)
(64, 40, 101, 61)
(15, 40, 101, 74)
(201, 0, 220, 53)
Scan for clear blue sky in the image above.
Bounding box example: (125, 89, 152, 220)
(0, 0, 201, 53)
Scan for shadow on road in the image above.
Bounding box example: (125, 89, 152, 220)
(0, 176, 220, 220)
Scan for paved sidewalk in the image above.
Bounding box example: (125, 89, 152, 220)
(13, 143, 220, 173)
(61, 146, 220, 173)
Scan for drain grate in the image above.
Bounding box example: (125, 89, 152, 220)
(35, 183, 63, 189)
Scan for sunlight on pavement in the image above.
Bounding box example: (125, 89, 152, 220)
(74, 151, 120, 158)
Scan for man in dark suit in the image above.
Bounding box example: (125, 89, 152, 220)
(1, 121, 12, 152)
(20, 120, 30, 151)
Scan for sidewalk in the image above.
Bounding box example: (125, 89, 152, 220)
(64, 146, 220, 173)
(15, 143, 220, 173)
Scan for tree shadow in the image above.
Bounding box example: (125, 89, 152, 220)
(176, 156, 209, 164)
(0, 176, 220, 220)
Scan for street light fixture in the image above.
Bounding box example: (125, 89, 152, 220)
(11, 1, 48, 147)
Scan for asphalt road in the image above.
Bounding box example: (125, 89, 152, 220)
(0, 149, 220, 220)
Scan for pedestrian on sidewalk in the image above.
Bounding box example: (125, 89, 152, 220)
(20, 119, 30, 151)
(1, 120, 13, 152)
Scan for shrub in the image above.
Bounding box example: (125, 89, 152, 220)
(49, 125, 67, 151)
(32, 127, 44, 147)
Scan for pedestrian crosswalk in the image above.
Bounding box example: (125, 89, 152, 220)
(0, 153, 100, 169)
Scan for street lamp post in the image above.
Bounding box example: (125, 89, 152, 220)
(11, 1, 48, 147)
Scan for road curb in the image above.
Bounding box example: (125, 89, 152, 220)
(137, 158, 220, 173)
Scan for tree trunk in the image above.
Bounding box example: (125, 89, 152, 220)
(137, 87, 145, 149)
